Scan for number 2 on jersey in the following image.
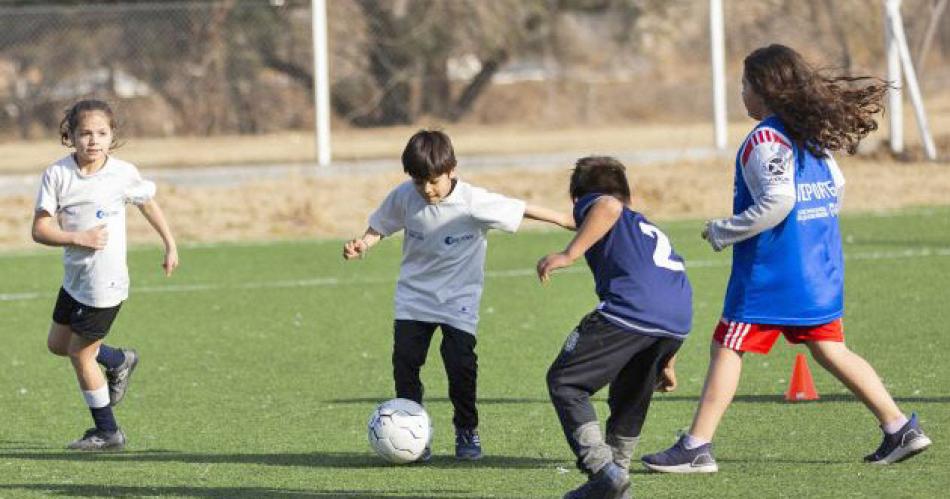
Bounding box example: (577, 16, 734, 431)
(638, 222, 685, 272)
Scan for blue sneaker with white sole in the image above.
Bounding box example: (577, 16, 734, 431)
(865, 413, 932, 465)
(562, 462, 630, 499)
(641, 436, 718, 473)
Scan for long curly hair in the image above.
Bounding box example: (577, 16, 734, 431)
(744, 44, 888, 156)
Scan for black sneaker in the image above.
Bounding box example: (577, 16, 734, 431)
(563, 462, 630, 499)
(641, 435, 718, 473)
(455, 428, 483, 460)
(106, 349, 138, 407)
(865, 413, 932, 464)
(67, 427, 126, 451)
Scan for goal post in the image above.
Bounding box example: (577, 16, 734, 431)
(884, 0, 937, 160)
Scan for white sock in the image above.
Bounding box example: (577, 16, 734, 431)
(82, 385, 110, 409)
(882, 415, 909, 435)
(683, 433, 710, 450)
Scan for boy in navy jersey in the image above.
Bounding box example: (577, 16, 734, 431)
(641, 44, 931, 474)
(537, 156, 692, 499)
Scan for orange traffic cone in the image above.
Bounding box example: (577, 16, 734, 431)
(785, 353, 819, 402)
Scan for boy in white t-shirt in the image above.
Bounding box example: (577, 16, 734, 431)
(32, 100, 178, 451)
(344, 129, 574, 461)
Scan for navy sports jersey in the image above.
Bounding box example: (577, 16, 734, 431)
(723, 116, 844, 325)
(574, 194, 692, 338)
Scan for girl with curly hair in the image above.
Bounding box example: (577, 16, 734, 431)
(641, 44, 931, 473)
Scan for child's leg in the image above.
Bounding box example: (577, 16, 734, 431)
(687, 342, 744, 442)
(67, 333, 118, 432)
(805, 341, 903, 426)
(547, 313, 649, 476)
(438, 325, 478, 431)
(605, 338, 682, 469)
(392, 320, 437, 404)
(47, 322, 72, 357)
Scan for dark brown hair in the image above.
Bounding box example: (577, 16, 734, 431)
(59, 99, 120, 149)
(569, 156, 631, 204)
(743, 44, 888, 156)
(401, 129, 457, 180)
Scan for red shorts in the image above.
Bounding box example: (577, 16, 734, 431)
(712, 318, 844, 354)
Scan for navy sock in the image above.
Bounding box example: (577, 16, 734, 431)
(90, 406, 118, 433)
(96, 345, 125, 370)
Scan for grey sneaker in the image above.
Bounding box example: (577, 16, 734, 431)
(67, 427, 126, 451)
(106, 349, 138, 407)
(563, 462, 630, 499)
(641, 436, 718, 473)
(865, 413, 932, 464)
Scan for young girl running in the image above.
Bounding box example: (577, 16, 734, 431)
(641, 44, 931, 472)
(32, 99, 178, 451)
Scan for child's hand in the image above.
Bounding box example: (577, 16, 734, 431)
(656, 365, 677, 392)
(74, 225, 109, 250)
(537, 252, 573, 283)
(163, 247, 179, 276)
(343, 238, 368, 260)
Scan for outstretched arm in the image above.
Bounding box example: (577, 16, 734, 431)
(343, 227, 383, 260)
(524, 204, 575, 230)
(536, 196, 621, 282)
(137, 200, 179, 276)
(32, 211, 108, 250)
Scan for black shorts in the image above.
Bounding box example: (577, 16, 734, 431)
(52, 287, 122, 341)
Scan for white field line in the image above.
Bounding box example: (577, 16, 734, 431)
(1, 247, 949, 303)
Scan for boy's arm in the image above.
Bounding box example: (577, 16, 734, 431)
(536, 196, 621, 282)
(137, 200, 179, 276)
(524, 204, 575, 230)
(31, 211, 108, 250)
(343, 227, 383, 260)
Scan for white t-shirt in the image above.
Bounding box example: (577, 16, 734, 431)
(35, 155, 156, 308)
(369, 179, 526, 335)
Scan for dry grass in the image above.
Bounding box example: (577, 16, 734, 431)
(2, 153, 948, 251)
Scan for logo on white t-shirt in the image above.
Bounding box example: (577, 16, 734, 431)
(444, 233, 475, 246)
(96, 208, 120, 219)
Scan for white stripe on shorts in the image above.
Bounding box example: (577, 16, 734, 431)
(732, 323, 752, 350)
(723, 321, 738, 347)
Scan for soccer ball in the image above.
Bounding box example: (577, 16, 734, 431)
(367, 398, 431, 464)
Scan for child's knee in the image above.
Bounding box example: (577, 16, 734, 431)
(47, 339, 68, 357)
(806, 340, 846, 366)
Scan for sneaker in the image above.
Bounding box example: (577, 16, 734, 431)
(106, 349, 138, 407)
(415, 446, 432, 463)
(562, 462, 630, 499)
(455, 428, 483, 460)
(865, 413, 932, 464)
(641, 436, 718, 473)
(67, 427, 126, 451)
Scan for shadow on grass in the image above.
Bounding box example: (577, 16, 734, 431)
(330, 394, 950, 405)
(0, 439, 55, 451)
(0, 450, 561, 470)
(0, 484, 475, 498)
(328, 397, 550, 405)
(652, 394, 950, 404)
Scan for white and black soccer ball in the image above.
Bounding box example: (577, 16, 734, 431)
(367, 398, 431, 464)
